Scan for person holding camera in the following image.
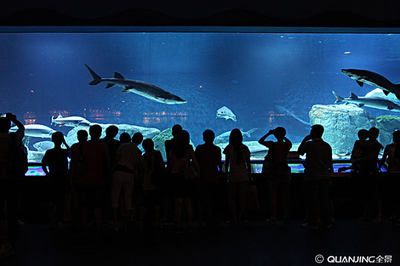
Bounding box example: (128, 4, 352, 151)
(0, 113, 26, 258)
(259, 127, 292, 224)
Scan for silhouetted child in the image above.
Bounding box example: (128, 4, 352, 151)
(195, 129, 222, 227)
(259, 127, 292, 223)
(42, 131, 70, 226)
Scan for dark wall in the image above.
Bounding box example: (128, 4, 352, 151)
(0, 0, 400, 26)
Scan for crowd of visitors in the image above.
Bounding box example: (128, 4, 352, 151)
(1, 112, 400, 257)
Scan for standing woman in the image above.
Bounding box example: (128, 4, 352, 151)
(169, 130, 199, 232)
(223, 128, 251, 224)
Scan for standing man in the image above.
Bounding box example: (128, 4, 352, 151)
(298, 124, 333, 229)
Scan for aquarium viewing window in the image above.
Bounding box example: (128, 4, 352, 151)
(1, 27, 400, 163)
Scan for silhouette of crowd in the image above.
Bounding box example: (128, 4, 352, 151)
(1, 113, 400, 257)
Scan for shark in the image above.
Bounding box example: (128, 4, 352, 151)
(85, 64, 186, 104)
(341, 69, 400, 99)
(332, 90, 400, 112)
(51, 114, 91, 127)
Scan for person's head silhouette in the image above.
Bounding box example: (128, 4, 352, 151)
(105, 125, 119, 139)
(357, 129, 369, 141)
(229, 128, 243, 146)
(273, 127, 286, 141)
(142, 138, 155, 153)
(132, 132, 143, 145)
(51, 131, 64, 147)
(77, 130, 88, 143)
(0, 117, 11, 133)
(172, 124, 183, 138)
(369, 127, 379, 140)
(203, 129, 215, 144)
(89, 124, 102, 141)
(310, 124, 324, 139)
(393, 130, 400, 144)
(119, 132, 131, 143)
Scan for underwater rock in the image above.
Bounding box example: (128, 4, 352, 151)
(309, 104, 373, 155)
(375, 115, 400, 146)
(65, 123, 160, 146)
(152, 128, 173, 160)
(151, 128, 194, 160)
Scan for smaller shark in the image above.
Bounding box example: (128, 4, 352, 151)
(341, 69, 400, 99)
(51, 114, 91, 127)
(85, 64, 186, 105)
(332, 91, 400, 112)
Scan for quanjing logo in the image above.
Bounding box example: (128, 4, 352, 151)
(315, 254, 393, 264)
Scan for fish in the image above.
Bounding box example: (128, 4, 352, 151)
(275, 105, 311, 126)
(10, 124, 56, 138)
(332, 91, 400, 112)
(216, 106, 237, 122)
(341, 69, 400, 99)
(364, 88, 400, 103)
(51, 114, 91, 127)
(85, 64, 186, 105)
(214, 128, 257, 144)
(33, 141, 54, 152)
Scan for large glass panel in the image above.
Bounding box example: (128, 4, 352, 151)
(1, 29, 398, 162)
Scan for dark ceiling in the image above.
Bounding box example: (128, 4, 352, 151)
(0, 1, 399, 27)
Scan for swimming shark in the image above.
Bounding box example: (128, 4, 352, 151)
(332, 90, 400, 112)
(341, 69, 400, 99)
(51, 114, 91, 127)
(275, 105, 311, 126)
(214, 128, 257, 144)
(85, 64, 186, 105)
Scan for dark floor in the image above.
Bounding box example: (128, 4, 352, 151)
(3, 219, 400, 266)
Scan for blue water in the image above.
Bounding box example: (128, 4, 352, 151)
(1, 31, 400, 162)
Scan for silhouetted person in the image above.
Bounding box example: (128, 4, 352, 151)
(0, 113, 26, 255)
(111, 133, 142, 229)
(169, 130, 199, 232)
(41, 131, 70, 226)
(380, 130, 400, 223)
(142, 138, 165, 238)
(195, 129, 222, 227)
(69, 130, 88, 226)
(298, 124, 333, 229)
(338, 129, 369, 174)
(101, 125, 120, 219)
(119, 132, 131, 143)
(163, 124, 183, 221)
(342, 129, 370, 218)
(79, 124, 109, 227)
(363, 127, 383, 222)
(259, 127, 292, 223)
(224, 128, 251, 224)
(131, 132, 144, 220)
